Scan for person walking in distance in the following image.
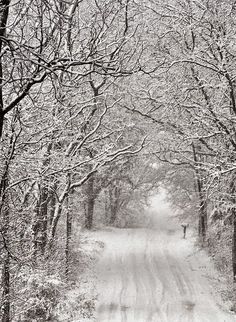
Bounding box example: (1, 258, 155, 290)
(181, 223, 189, 239)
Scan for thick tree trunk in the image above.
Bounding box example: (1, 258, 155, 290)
(49, 184, 57, 226)
(85, 197, 95, 230)
(32, 185, 49, 256)
(192, 143, 207, 243)
(32, 199, 40, 257)
(47, 201, 65, 251)
(109, 186, 120, 225)
(85, 174, 95, 230)
(104, 189, 110, 224)
(50, 203, 63, 239)
(39, 186, 49, 253)
(49, 181, 70, 243)
(198, 198, 207, 240)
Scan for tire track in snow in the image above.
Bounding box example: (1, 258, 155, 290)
(95, 217, 236, 322)
(164, 238, 196, 322)
(142, 230, 167, 322)
(119, 255, 128, 322)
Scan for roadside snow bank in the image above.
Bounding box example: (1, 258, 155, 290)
(55, 229, 104, 322)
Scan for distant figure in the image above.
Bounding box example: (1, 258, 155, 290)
(181, 223, 189, 239)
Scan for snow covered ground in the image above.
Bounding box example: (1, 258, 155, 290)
(55, 231, 104, 322)
(93, 192, 236, 322)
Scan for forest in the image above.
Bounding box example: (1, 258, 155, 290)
(0, 0, 236, 321)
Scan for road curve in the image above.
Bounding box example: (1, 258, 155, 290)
(94, 210, 236, 322)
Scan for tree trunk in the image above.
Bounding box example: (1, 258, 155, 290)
(49, 185, 57, 226)
(230, 178, 236, 282)
(32, 185, 49, 256)
(65, 195, 72, 278)
(0, 133, 16, 322)
(2, 252, 10, 322)
(192, 143, 207, 243)
(232, 209, 236, 282)
(109, 186, 120, 225)
(39, 185, 49, 253)
(199, 197, 207, 240)
(0, 172, 10, 322)
(0, 111, 3, 138)
(32, 199, 41, 257)
(50, 203, 63, 239)
(104, 189, 110, 224)
(85, 173, 95, 230)
(49, 181, 70, 243)
(47, 200, 66, 251)
(0, 0, 10, 139)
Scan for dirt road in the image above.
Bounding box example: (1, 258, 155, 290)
(95, 208, 236, 322)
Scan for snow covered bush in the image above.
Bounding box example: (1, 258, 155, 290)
(14, 269, 64, 322)
(206, 215, 236, 308)
(54, 290, 96, 322)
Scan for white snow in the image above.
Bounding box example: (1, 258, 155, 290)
(93, 191, 236, 322)
(55, 231, 104, 322)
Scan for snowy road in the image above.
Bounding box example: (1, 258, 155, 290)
(95, 208, 236, 322)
